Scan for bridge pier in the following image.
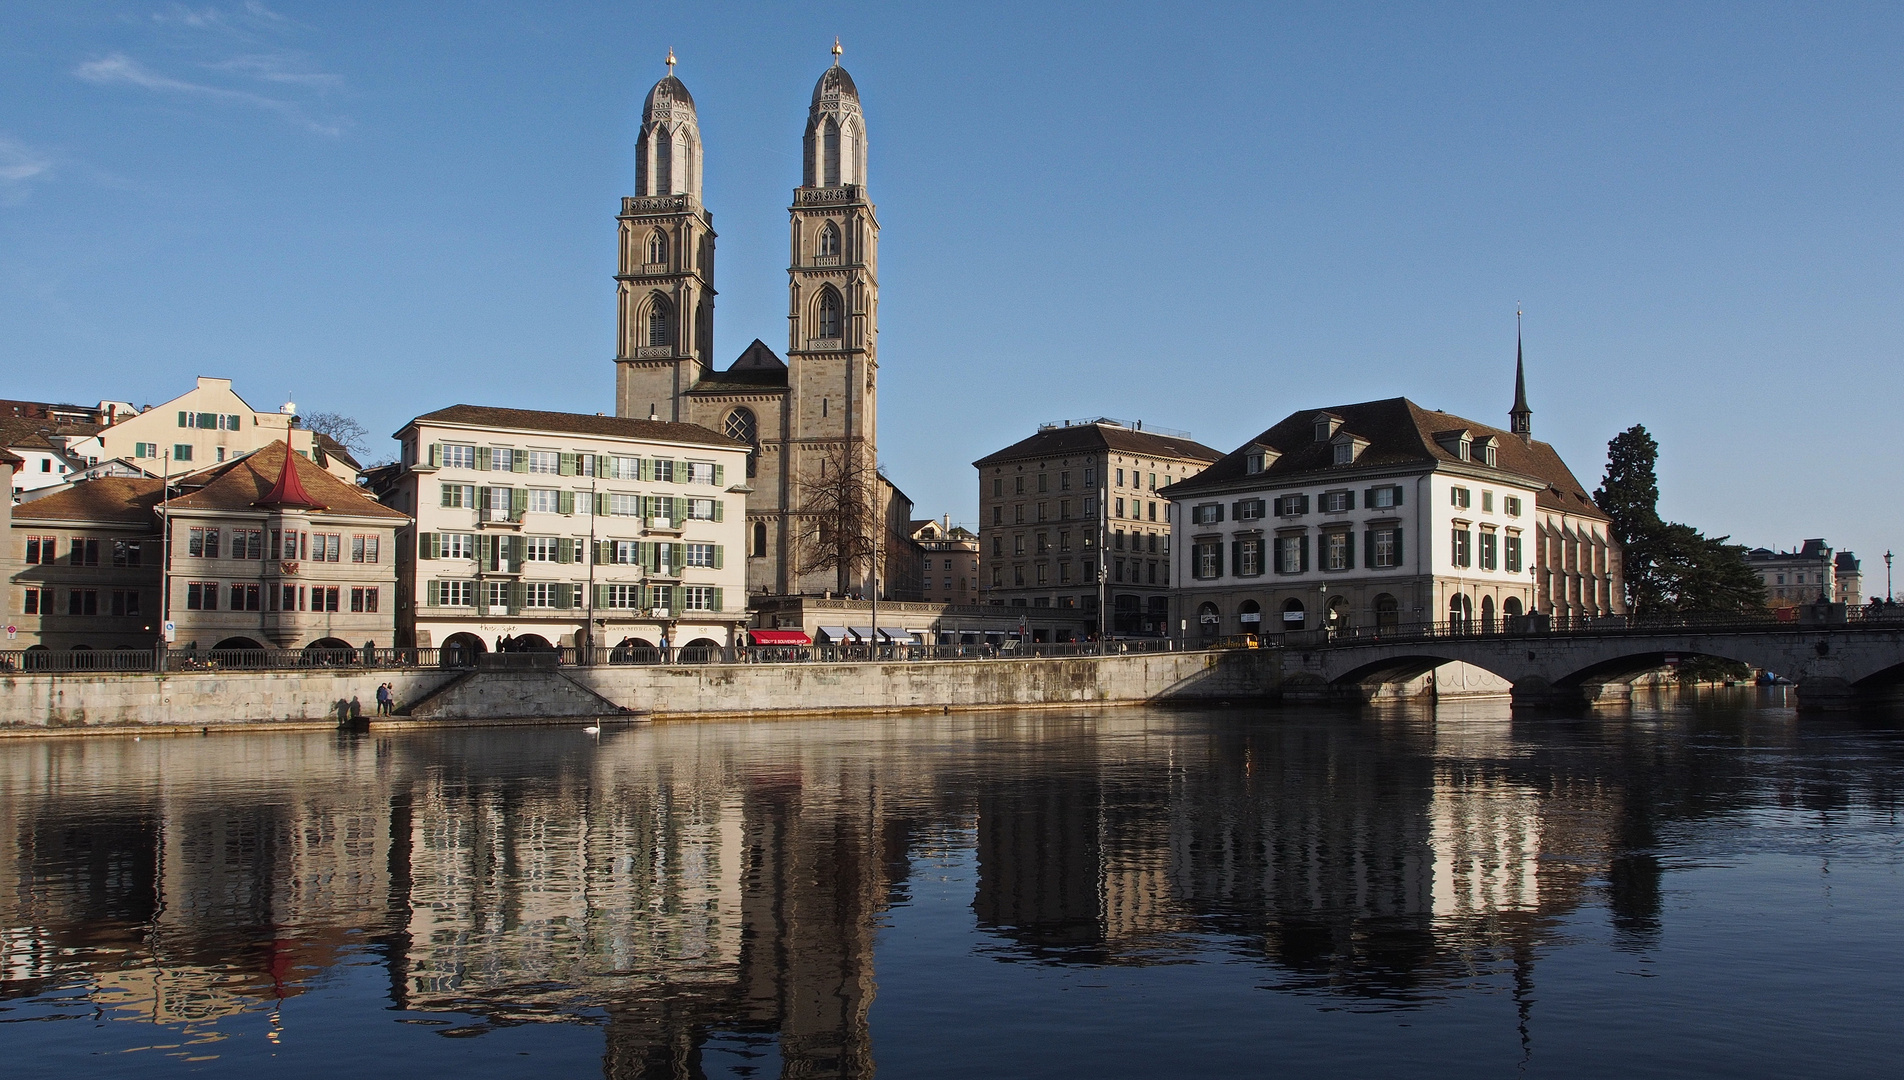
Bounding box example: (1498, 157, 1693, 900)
(1509, 678, 1631, 709)
(1793, 677, 1858, 712)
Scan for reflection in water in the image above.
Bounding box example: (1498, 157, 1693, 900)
(3, 693, 1902, 1077)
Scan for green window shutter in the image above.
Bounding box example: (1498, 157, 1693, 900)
(712, 587, 723, 613)
(508, 536, 524, 572)
(475, 446, 492, 471)
(1394, 485, 1404, 506)
(594, 584, 607, 608)
(555, 538, 570, 564)
(1299, 535, 1310, 572)
(511, 452, 528, 473)
(594, 540, 606, 564)
(712, 500, 724, 522)
(510, 488, 528, 519)
(555, 582, 572, 608)
(196, 412, 215, 429)
(177, 411, 188, 428)
(1231, 540, 1242, 577)
(713, 544, 724, 570)
(640, 458, 655, 482)
(713, 464, 724, 485)
(419, 532, 436, 560)
(1345, 490, 1356, 511)
(1394, 528, 1405, 564)
(507, 581, 523, 615)
(228, 414, 242, 430)
(558, 489, 574, 515)
(559, 453, 575, 476)
(594, 492, 608, 516)
(1365, 487, 1376, 508)
(1344, 530, 1356, 570)
(1299, 494, 1311, 514)
(477, 485, 492, 512)
(429, 443, 443, 467)
(439, 485, 453, 508)
(672, 542, 685, 569)
(1365, 529, 1376, 568)
(643, 542, 658, 573)
(675, 497, 688, 522)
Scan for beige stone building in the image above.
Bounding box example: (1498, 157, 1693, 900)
(4, 441, 403, 654)
(610, 54, 916, 604)
(911, 518, 980, 606)
(974, 419, 1220, 641)
(1165, 385, 1621, 643)
(386, 405, 749, 657)
(1746, 540, 1859, 609)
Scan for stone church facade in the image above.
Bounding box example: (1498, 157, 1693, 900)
(613, 53, 917, 601)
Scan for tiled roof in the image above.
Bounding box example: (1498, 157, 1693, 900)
(0, 448, 23, 469)
(0, 416, 97, 451)
(689, 339, 791, 392)
(12, 477, 166, 526)
(408, 405, 741, 450)
(167, 442, 406, 519)
(973, 424, 1223, 468)
(1164, 397, 1610, 521)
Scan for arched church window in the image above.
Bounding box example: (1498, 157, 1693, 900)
(817, 288, 843, 339)
(654, 125, 673, 195)
(648, 296, 672, 348)
(819, 222, 841, 258)
(752, 521, 768, 558)
(822, 117, 841, 187)
(648, 230, 668, 265)
(725, 408, 759, 478)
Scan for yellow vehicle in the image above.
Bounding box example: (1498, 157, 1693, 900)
(1212, 634, 1260, 650)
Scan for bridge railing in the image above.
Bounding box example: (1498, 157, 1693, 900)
(1285, 606, 1904, 650)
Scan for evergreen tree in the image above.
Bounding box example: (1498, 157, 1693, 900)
(1596, 425, 1765, 616)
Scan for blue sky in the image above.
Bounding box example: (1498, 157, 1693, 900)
(4, 2, 1900, 583)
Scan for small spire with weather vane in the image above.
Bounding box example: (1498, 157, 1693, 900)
(832, 37, 842, 66)
(665, 47, 677, 76)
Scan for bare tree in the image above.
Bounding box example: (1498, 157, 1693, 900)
(797, 440, 879, 596)
(300, 411, 370, 456)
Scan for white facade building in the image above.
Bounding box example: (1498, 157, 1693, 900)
(1166, 396, 1621, 642)
(388, 405, 748, 658)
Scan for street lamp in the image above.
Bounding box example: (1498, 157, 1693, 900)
(1887, 549, 1894, 603)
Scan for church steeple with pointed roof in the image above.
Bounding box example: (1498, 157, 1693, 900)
(1509, 312, 1533, 440)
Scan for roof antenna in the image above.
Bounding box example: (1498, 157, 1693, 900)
(832, 37, 842, 66)
(665, 47, 676, 76)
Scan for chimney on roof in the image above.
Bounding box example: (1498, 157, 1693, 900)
(1509, 309, 1533, 441)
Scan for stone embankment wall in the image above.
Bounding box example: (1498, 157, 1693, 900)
(0, 650, 1279, 733)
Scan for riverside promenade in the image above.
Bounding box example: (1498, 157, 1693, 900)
(0, 648, 1280, 732)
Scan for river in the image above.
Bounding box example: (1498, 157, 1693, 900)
(2, 689, 1900, 1077)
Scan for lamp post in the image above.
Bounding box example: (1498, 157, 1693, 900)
(1886, 550, 1894, 603)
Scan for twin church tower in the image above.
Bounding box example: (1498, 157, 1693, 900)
(614, 47, 904, 599)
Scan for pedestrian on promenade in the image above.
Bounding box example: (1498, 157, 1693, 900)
(376, 682, 392, 716)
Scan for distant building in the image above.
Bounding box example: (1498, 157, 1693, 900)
(4, 380, 359, 499)
(974, 419, 1221, 641)
(386, 405, 749, 657)
(910, 518, 980, 607)
(1165, 379, 1620, 642)
(4, 442, 403, 652)
(1745, 540, 1858, 608)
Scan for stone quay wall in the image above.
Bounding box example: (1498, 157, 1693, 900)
(0, 650, 1280, 733)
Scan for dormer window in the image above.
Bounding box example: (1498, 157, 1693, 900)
(1328, 431, 1368, 465)
(1333, 442, 1353, 465)
(1243, 442, 1279, 475)
(1434, 428, 1473, 461)
(1247, 451, 1265, 474)
(1473, 435, 1498, 467)
(1311, 412, 1344, 443)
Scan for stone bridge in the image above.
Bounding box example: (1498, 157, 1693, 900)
(1281, 620, 1904, 709)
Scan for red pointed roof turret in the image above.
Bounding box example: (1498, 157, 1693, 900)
(254, 444, 327, 511)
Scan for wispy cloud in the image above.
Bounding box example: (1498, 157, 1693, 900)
(74, 52, 346, 136)
(76, 3, 346, 136)
(0, 137, 54, 205)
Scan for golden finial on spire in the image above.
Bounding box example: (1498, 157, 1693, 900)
(832, 37, 842, 65)
(665, 47, 677, 76)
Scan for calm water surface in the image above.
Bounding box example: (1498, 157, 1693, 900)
(3, 691, 1902, 1078)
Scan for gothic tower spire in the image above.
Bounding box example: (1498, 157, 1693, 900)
(1509, 309, 1533, 440)
(615, 57, 717, 419)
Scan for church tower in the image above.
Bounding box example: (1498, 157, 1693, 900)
(786, 45, 879, 467)
(615, 54, 717, 421)
(1509, 312, 1533, 440)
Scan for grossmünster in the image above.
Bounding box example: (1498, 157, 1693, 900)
(612, 48, 918, 602)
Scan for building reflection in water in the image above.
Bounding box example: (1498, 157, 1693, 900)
(0, 701, 1869, 1076)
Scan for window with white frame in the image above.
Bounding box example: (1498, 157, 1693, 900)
(1332, 442, 1353, 465)
(442, 444, 476, 469)
(528, 450, 560, 474)
(1236, 499, 1263, 521)
(1370, 485, 1400, 509)
(685, 462, 716, 485)
(1195, 542, 1222, 579)
(1450, 486, 1471, 509)
(1238, 537, 1263, 576)
(441, 532, 474, 559)
(525, 536, 560, 562)
(608, 493, 641, 516)
(1277, 535, 1304, 574)
(441, 483, 476, 508)
(524, 582, 558, 608)
(1504, 495, 1522, 516)
(608, 455, 639, 480)
(652, 459, 675, 483)
(610, 540, 641, 564)
(605, 584, 641, 609)
(1371, 528, 1398, 568)
(1505, 533, 1523, 573)
(485, 580, 509, 608)
(1451, 527, 1472, 568)
(440, 580, 475, 606)
(686, 498, 718, 520)
(685, 542, 716, 567)
(1193, 503, 1222, 525)
(1325, 532, 1350, 571)
(1321, 491, 1351, 513)
(491, 447, 516, 471)
(525, 488, 558, 514)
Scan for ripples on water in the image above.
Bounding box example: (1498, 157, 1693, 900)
(2, 690, 1901, 1078)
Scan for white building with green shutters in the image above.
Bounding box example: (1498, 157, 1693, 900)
(386, 405, 749, 658)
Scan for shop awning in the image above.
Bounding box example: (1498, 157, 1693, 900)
(877, 626, 918, 642)
(750, 630, 811, 646)
(817, 626, 850, 642)
(848, 626, 877, 641)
